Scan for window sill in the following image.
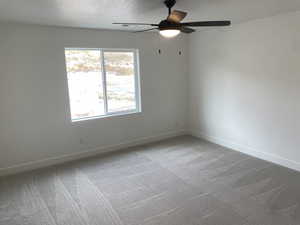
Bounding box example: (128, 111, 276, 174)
(71, 110, 142, 123)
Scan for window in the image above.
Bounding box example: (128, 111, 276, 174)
(64, 48, 141, 121)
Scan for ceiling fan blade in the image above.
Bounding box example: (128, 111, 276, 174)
(167, 10, 187, 23)
(181, 21, 231, 27)
(181, 27, 195, 33)
(133, 28, 158, 33)
(113, 22, 158, 26)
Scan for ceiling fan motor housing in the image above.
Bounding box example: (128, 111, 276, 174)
(159, 20, 181, 31)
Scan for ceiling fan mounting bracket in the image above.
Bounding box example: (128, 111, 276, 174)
(164, 0, 176, 14)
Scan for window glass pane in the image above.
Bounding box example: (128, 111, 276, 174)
(65, 49, 104, 120)
(104, 52, 136, 113)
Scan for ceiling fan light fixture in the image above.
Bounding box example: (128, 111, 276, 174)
(159, 29, 181, 38)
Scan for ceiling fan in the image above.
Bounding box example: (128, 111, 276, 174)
(113, 0, 231, 38)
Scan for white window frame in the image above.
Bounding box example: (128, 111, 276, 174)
(65, 48, 142, 122)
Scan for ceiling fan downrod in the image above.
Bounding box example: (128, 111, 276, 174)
(164, 0, 176, 15)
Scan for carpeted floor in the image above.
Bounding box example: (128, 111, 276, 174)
(1, 136, 300, 225)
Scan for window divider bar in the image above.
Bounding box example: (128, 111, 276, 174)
(133, 50, 141, 112)
(100, 50, 108, 114)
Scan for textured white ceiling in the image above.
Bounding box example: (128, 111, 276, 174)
(0, 0, 300, 31)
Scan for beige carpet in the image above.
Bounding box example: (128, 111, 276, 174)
(1, 136, 300, 225)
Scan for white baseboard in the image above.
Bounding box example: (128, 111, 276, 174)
(0, 130, 187, 177)
(190, 129, 300, 172)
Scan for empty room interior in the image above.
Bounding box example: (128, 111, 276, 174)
(1, 0, 300, 224)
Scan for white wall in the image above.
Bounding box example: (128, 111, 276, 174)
(0, 23, 188, 173)
(5, 10, 300, 175)
(189, 11, 300, 171)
